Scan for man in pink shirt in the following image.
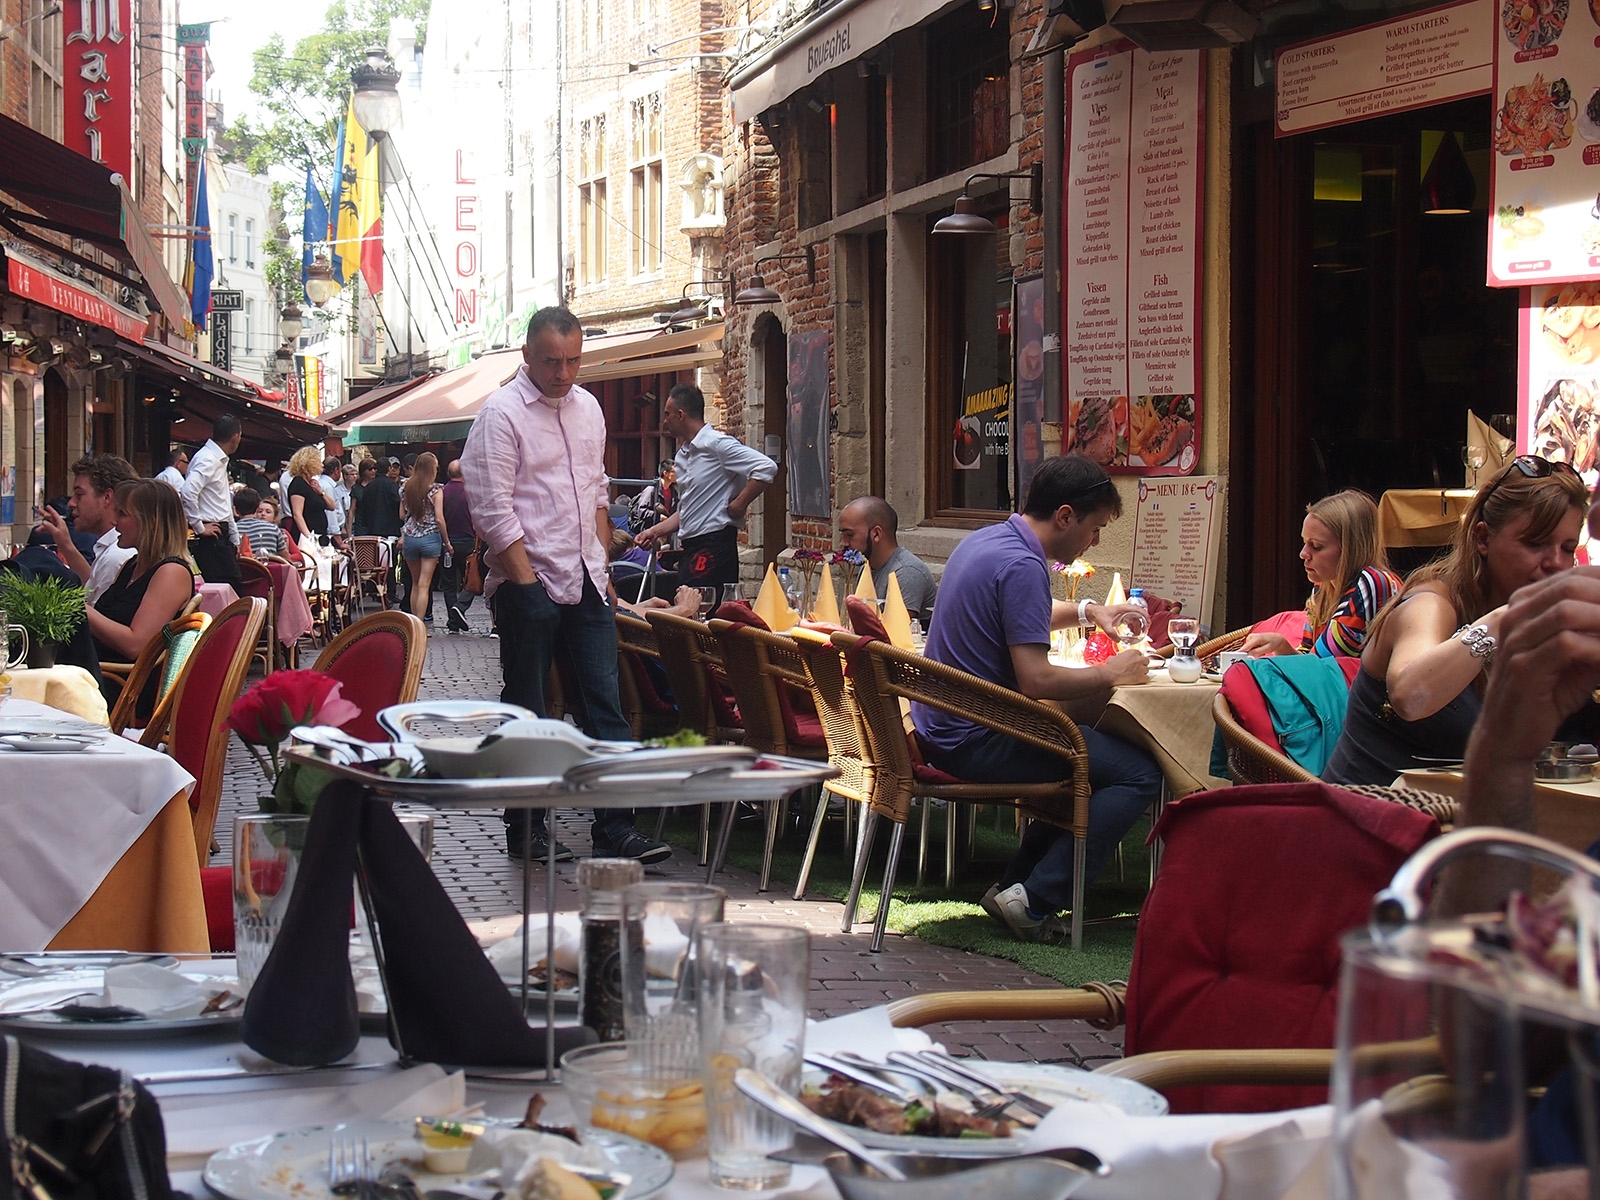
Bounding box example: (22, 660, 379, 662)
(462, 307, 671, 864)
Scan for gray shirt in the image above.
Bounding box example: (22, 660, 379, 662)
(872, 545, 937, 621)
(674, 423, 777, 540)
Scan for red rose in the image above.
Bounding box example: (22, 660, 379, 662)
(227, 670, 362, 747)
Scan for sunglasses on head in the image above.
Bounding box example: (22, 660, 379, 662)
(1478, 454, 1581, 506)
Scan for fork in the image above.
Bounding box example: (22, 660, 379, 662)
(883, 1051, 1035, 1125)
(328, 1136, 372, 1197)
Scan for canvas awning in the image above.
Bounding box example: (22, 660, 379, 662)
(339, 324, 725, 444)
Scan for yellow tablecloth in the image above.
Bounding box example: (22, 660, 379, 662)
(5, 665, 109, 724)
(1097, 670, 1227, 798)
(1400, 768, 1600, 856)
(1377, 488, 1477, 550)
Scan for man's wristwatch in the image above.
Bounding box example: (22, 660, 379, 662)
(1077, 599, 1094, 628)
(1456, 623, 1496, 667)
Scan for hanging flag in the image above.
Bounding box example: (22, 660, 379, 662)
(333, 99, 383, 294)
(188, 156, 213, 332)
(301, 164, 330, 304)
(330, 114, 347, 286)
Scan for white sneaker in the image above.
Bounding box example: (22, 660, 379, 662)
(980, 883, 1069, 944)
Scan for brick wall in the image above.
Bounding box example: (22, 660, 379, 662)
(134, 0, 165, 231)
(1, 0, 32, 122)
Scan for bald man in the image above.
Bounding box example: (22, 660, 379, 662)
(838, 496, 937, 623)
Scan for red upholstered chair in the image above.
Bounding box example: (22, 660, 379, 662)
(312, 610, 427, 742)
(885, 782, 1441, 1113)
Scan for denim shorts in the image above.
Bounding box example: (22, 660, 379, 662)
(401, 530, 443, 560)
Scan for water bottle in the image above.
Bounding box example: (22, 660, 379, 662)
(779, 566, 802, 610)
(1118, 587, 1150, 648)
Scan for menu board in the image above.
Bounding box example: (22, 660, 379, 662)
(1518, 281, 1600, 478)
(1129, 475, 1226, 632)
(1488, 0, 1600, 285)
(1274, 0, 1492, 137)
(1064, 40, 1205, 477)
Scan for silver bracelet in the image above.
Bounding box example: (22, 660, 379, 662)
(1455, 623, 1496, 667)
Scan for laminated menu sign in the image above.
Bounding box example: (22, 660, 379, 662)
(1065, 40, 1204, 477)
(1487, 0, 1600, 285)
(1129, 475, 1225, 632)
(1518, 281, 1600, 478)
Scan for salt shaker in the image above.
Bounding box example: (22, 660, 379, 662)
(578, 857, 644, 1041)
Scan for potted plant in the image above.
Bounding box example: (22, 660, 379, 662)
(0, 573, 86, 668)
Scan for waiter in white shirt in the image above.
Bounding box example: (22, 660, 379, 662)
(180, 413, 243, 585)
(33, 454, 136, 603)
(155, 447, 189, 491)
(636, 384, 776, 591)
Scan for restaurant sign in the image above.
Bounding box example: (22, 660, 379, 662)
(6, 252, 147, 340)
(1274, 0, 1492, 137)
(63, 0, 134, 181)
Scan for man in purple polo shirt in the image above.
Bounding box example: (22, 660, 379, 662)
(914, 453, 1161, 942)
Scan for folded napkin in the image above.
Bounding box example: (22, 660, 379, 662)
(92, 963, 226, 1018)
(1104, 571, 1126, 606)
(854, 562, 876, 602)
(812, 565, 841, 626)
(804, 1006, 937, 1058)
(159, 1062, 466, 1167)
(755, 564, 799, 632)
(882, 574, 914, 650)
(484, 913, 582, 978)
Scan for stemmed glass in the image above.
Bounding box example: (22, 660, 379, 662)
(1168, 617, 1199, 652)
(721, 583, 742, 607)
(1166, 616, 1201, 683)
(1462, 443, 1486, 488)
(697, 586, 719, 618)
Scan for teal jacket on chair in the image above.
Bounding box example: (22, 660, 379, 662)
(1210, 654, 1360, 779)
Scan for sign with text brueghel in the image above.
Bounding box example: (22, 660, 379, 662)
(1275, 0, 1491, 137)
(1064, 40, 1204, 477)
(64, 0, 134, 181)
(1130, 475, 1225, 632)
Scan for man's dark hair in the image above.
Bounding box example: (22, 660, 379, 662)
(213, 413, 242, 442)
(846, 495, 898, 538)
(526, 306, 582, 342)
(232, 487, 261, 516)
(169, 446, 189, 467)
(659, 459, 676, 475)
(69, 454, 135, 496)
(403, 453, 418, 468)
(322, 456, 342, 475)
(1022, 453, 1122, 520)
(666, 383, 705, 421)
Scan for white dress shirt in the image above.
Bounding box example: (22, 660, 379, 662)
(461, 369, 610, 603)
(84, 527, 135, 605)
(155, 466, 185, 491)
(318, 475, 345, 535)
(674, 423, 778, 539)
(180, 438, 238, 544)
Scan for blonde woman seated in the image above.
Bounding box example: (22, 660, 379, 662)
(1323, 457, 1590, 786)
(87, 479, 197, 705)
(1242, 490, 1401, 659)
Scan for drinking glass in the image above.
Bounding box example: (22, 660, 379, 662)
(1168, 617, 1199, 652)
(721, 583, 742, 607)
(697, 586, 719, 618)
(1462, 444, 1486, 488)
(0, 607, 27, 670)
(621, 882, 725, 1078)
(698, 924, 809, 1190)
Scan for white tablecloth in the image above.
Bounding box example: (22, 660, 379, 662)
(0, 699, 195, 949)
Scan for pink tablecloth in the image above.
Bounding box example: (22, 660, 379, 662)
(195, 582, 239, 618)
(264, 562, 316, 648)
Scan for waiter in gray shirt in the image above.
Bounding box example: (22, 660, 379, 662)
(636, 384, 776, 591)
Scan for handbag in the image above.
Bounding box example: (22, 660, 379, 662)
(463, 542, 485, 596)
(0, 1035, 174, 1200)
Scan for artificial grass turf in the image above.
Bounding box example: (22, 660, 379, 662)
(658, 802, 1146, 986)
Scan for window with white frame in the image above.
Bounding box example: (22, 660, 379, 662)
(578, 115, 608, 285)
(629, 95, 663, 276)
(244, 219, 255, 269)
(227, 214, 237, 264)
(26, 0, 62, 140)
(242, 297, 254, 357)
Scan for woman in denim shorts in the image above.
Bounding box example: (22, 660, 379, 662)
(400, 451, 450, 625)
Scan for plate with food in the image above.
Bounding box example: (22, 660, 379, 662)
(204, 1118, 672, 1200)
(1019, 339, 1044, 382)
(1532, 377, 1600, 471)
(0, 961, 243, 1036)
(1128, 395, 1196, 467)
(1070, 396, 1118, 465)
(1541, 281, 1600, 364)
(1495, 75, 1575, 158)
(1503, 0, 1568, 50)
(800, 1060, 1166, 1158)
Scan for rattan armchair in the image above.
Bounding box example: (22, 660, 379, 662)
(615, 611, 680, 741)
(1194, 626, 1250, 668)
(106, 612, 210, 738)
(787, 628, 873, 900)
(348, 536, 391, 614)
(1211, 691, 1319, 784)
(834, 631, 1094, 952)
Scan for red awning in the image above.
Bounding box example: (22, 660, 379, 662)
(0, 115, 191, 333)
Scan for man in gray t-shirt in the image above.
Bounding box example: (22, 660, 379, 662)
(838, 496, 937, 622)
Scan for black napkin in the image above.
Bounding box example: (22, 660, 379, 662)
(239, 781, 363, 1065)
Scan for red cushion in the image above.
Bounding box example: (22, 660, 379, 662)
(1219, 662, 1283, 755)
(788, 709, 827, 749)
(908, 729, 961, 783)
(1127, 783, 1438, 1113)
(1251, 609, 1309, 641)
(624, 651, 676, 716)
(713, 600, 769, 630)
(321, 627, 410, 741)
(845, 595, 890, 642)
(199, 866, 233, 952)
(169, 609, 253, 806)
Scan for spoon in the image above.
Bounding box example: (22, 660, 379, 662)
(732, 1068, 908, 1182)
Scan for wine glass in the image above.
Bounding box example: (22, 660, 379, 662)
(1168, 617, 1199, 652)
(1462, 443, 1487, 488)
(722, 583, 742, 607)
(1114, 611, 1147, 650)
(697, 586, 719, 618)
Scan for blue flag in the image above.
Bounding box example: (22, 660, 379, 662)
(329, 116, 348, 285)
(301, 164, 330, 304)
(189, 157, 213, 332)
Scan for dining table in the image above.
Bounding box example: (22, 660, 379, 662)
(1095, 668, 1227, 799)
(197, 581, 242, 618)
(1400, 765, 1600, 860)
(0, 698, 207, 953)
(1376, 488, 1476, 550)
(4, 664, 109, 722)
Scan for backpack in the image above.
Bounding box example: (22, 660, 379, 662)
(628, 484, 661, 534)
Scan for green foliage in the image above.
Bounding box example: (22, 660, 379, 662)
(0, 573, 87, 646)
(264, 181, 301, 300)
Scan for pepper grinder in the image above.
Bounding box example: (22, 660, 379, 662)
(578, 857, 644, 1041)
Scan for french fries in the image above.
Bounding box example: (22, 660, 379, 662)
(1129, 396, 1159, 458)
(589, 1083, 708, 1159)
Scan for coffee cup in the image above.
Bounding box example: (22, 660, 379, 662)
(1219, 650, 1250, 673)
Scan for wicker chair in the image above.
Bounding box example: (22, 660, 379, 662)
(709, 619, 830, 891)
(106, 612, 210, 738)
(235, 557, 278, 675)
(311, 610, 427, 741)
(348, 536, 390, 614)
(98, 592, 207, 696)
(1193, 627, 1250, 669)
(834, 630, 1094, 952)
(1211, 691, 1319, 785)
(615, 611, 679, 741)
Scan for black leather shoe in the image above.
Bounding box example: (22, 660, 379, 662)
(592, 828, 672, 864)
(505, 827, 575, 861)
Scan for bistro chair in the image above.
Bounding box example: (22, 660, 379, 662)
(834, 629, 1094, 953)
(106, 611, 210, 739)
(1192, 627, 1250, 668)
(615, 611, 679, 741)
(311, 610, 426, 741)
(1211, 691, 1319, 785)
(235, 557, 278, 675)
(884, 781, 1442, 1113)
(348, 536, 391, 614)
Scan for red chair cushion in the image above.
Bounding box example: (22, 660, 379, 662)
(169, 610, 253, 806)
(713, 600, 769, 630)
(845, 595, 890, 642)
(624, 651, 676, 716)
(199, 865, 234, 952)
(787, 709, 827, 749)
(1251, 609, 1309, 642)
(1126, 783, 1438, 1114)
(321, 626, 408, 741)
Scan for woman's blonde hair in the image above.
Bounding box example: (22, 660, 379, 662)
(404, 451, 439, 520)
(288, 445, 323, 480)
(114, 478, 191, 568)
(1367, 458, 1591, 644)
(1304, 490, 1389, 632)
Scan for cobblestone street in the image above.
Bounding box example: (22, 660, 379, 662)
(214, 600, 1124, 1068)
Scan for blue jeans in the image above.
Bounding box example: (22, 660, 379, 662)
(491, 571, 634, 843)
(928, 724, 1162, 914)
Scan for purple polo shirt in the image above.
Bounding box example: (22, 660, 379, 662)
(912, 514, 1053, 754)
(441, 479, 473, 542)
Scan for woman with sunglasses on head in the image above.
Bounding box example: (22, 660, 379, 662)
(1323, 456, 1591, 787)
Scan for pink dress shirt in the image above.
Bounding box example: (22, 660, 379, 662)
(461, 368, 611, 604)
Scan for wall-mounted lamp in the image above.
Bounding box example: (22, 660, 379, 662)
(735, 249, 815, 305)
(304, 257, 338, 307)
(932, 165, 1045, 234)
(666, 278, 729, 323)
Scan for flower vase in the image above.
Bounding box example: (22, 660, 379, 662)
(233, 812, 309, 993)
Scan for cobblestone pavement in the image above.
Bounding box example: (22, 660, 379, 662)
(214, 596, 1124, 1069)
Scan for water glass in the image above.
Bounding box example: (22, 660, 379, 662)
(698, 586, 719, 618)
(698, 924, 809, 1190)
(721, 583, 742, 607)
(1168, 616, 1199, 652)
(621, 883, 725, 1077)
